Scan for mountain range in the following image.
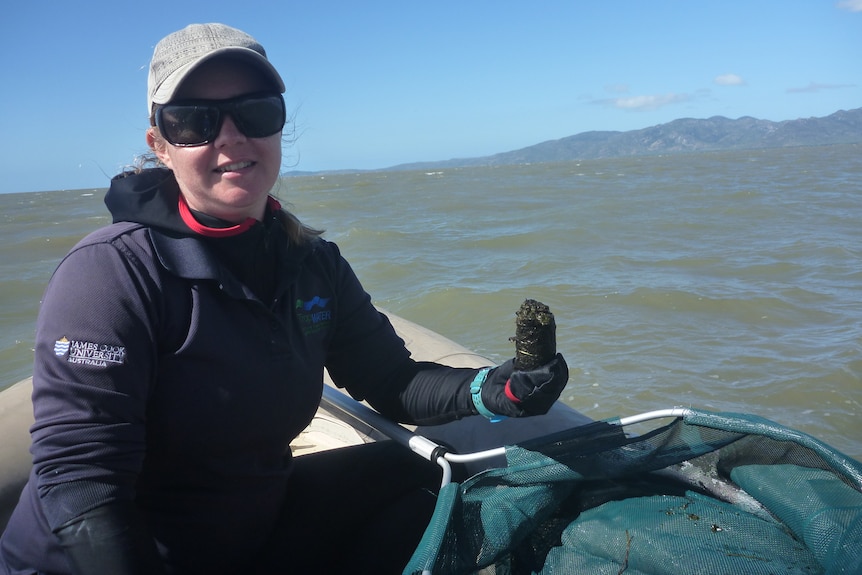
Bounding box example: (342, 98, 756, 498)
(385, 107, 862, 171)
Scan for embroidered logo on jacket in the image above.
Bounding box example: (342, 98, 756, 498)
(297, 296, 330, 311)
(295, 296, 332, 336)
(54, 336, 127, 368)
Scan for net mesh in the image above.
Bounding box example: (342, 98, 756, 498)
(404, 409, 862, 575)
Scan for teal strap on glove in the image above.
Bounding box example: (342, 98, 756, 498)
(470, 367, 507, 423)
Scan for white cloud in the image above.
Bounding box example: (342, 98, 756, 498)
(837, 0, 862, 12)
(714, 73, 745, 86)
(610, 93, 690, 111)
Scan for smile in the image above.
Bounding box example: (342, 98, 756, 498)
(215, 161, 254, 173)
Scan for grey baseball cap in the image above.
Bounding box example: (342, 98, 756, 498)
(147, 23, 285, 116)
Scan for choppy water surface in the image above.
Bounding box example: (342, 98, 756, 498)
(2, 144, 860, 459)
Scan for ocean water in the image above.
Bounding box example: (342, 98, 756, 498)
(1, 144, 860, 460)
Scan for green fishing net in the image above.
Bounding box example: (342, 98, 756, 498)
(404, 410, 862, 575)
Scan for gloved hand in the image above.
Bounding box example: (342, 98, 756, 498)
(477, 353, 569, 418)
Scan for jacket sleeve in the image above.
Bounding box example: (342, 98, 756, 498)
(362, 359, 483, 425)
(317, 241, 483, 424)
(318, 240, 411, 398)
(29, 229, 162, 542)
(55, 501, 166, 575)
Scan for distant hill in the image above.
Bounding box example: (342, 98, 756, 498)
(387, 107, 862, 171)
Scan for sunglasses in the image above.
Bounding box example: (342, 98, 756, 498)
(153, 92, 286, 147)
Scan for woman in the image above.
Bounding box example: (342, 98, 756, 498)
(0, 23, 568, 575)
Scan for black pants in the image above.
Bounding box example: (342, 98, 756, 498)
(252, 441, 441, 574)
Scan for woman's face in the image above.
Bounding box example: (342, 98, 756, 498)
(149, 58, 282, 222)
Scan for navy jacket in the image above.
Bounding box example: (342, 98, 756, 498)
(0, 169, 480, 574)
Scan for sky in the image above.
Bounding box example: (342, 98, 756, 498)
(1, 1, 860, 194)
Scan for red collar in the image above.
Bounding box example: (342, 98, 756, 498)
(178, 194, 281, 237)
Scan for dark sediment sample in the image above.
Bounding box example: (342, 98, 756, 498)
(510, 299, 556, 371)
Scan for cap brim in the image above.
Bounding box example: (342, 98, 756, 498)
(150, 46, 285, 108)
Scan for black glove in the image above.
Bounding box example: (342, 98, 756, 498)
(55, 501, 166, 575)
(477, 353, 569, 418)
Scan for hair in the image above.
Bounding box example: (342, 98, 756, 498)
(275, 205, 325, 246)
(133, 128, 324, 246)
